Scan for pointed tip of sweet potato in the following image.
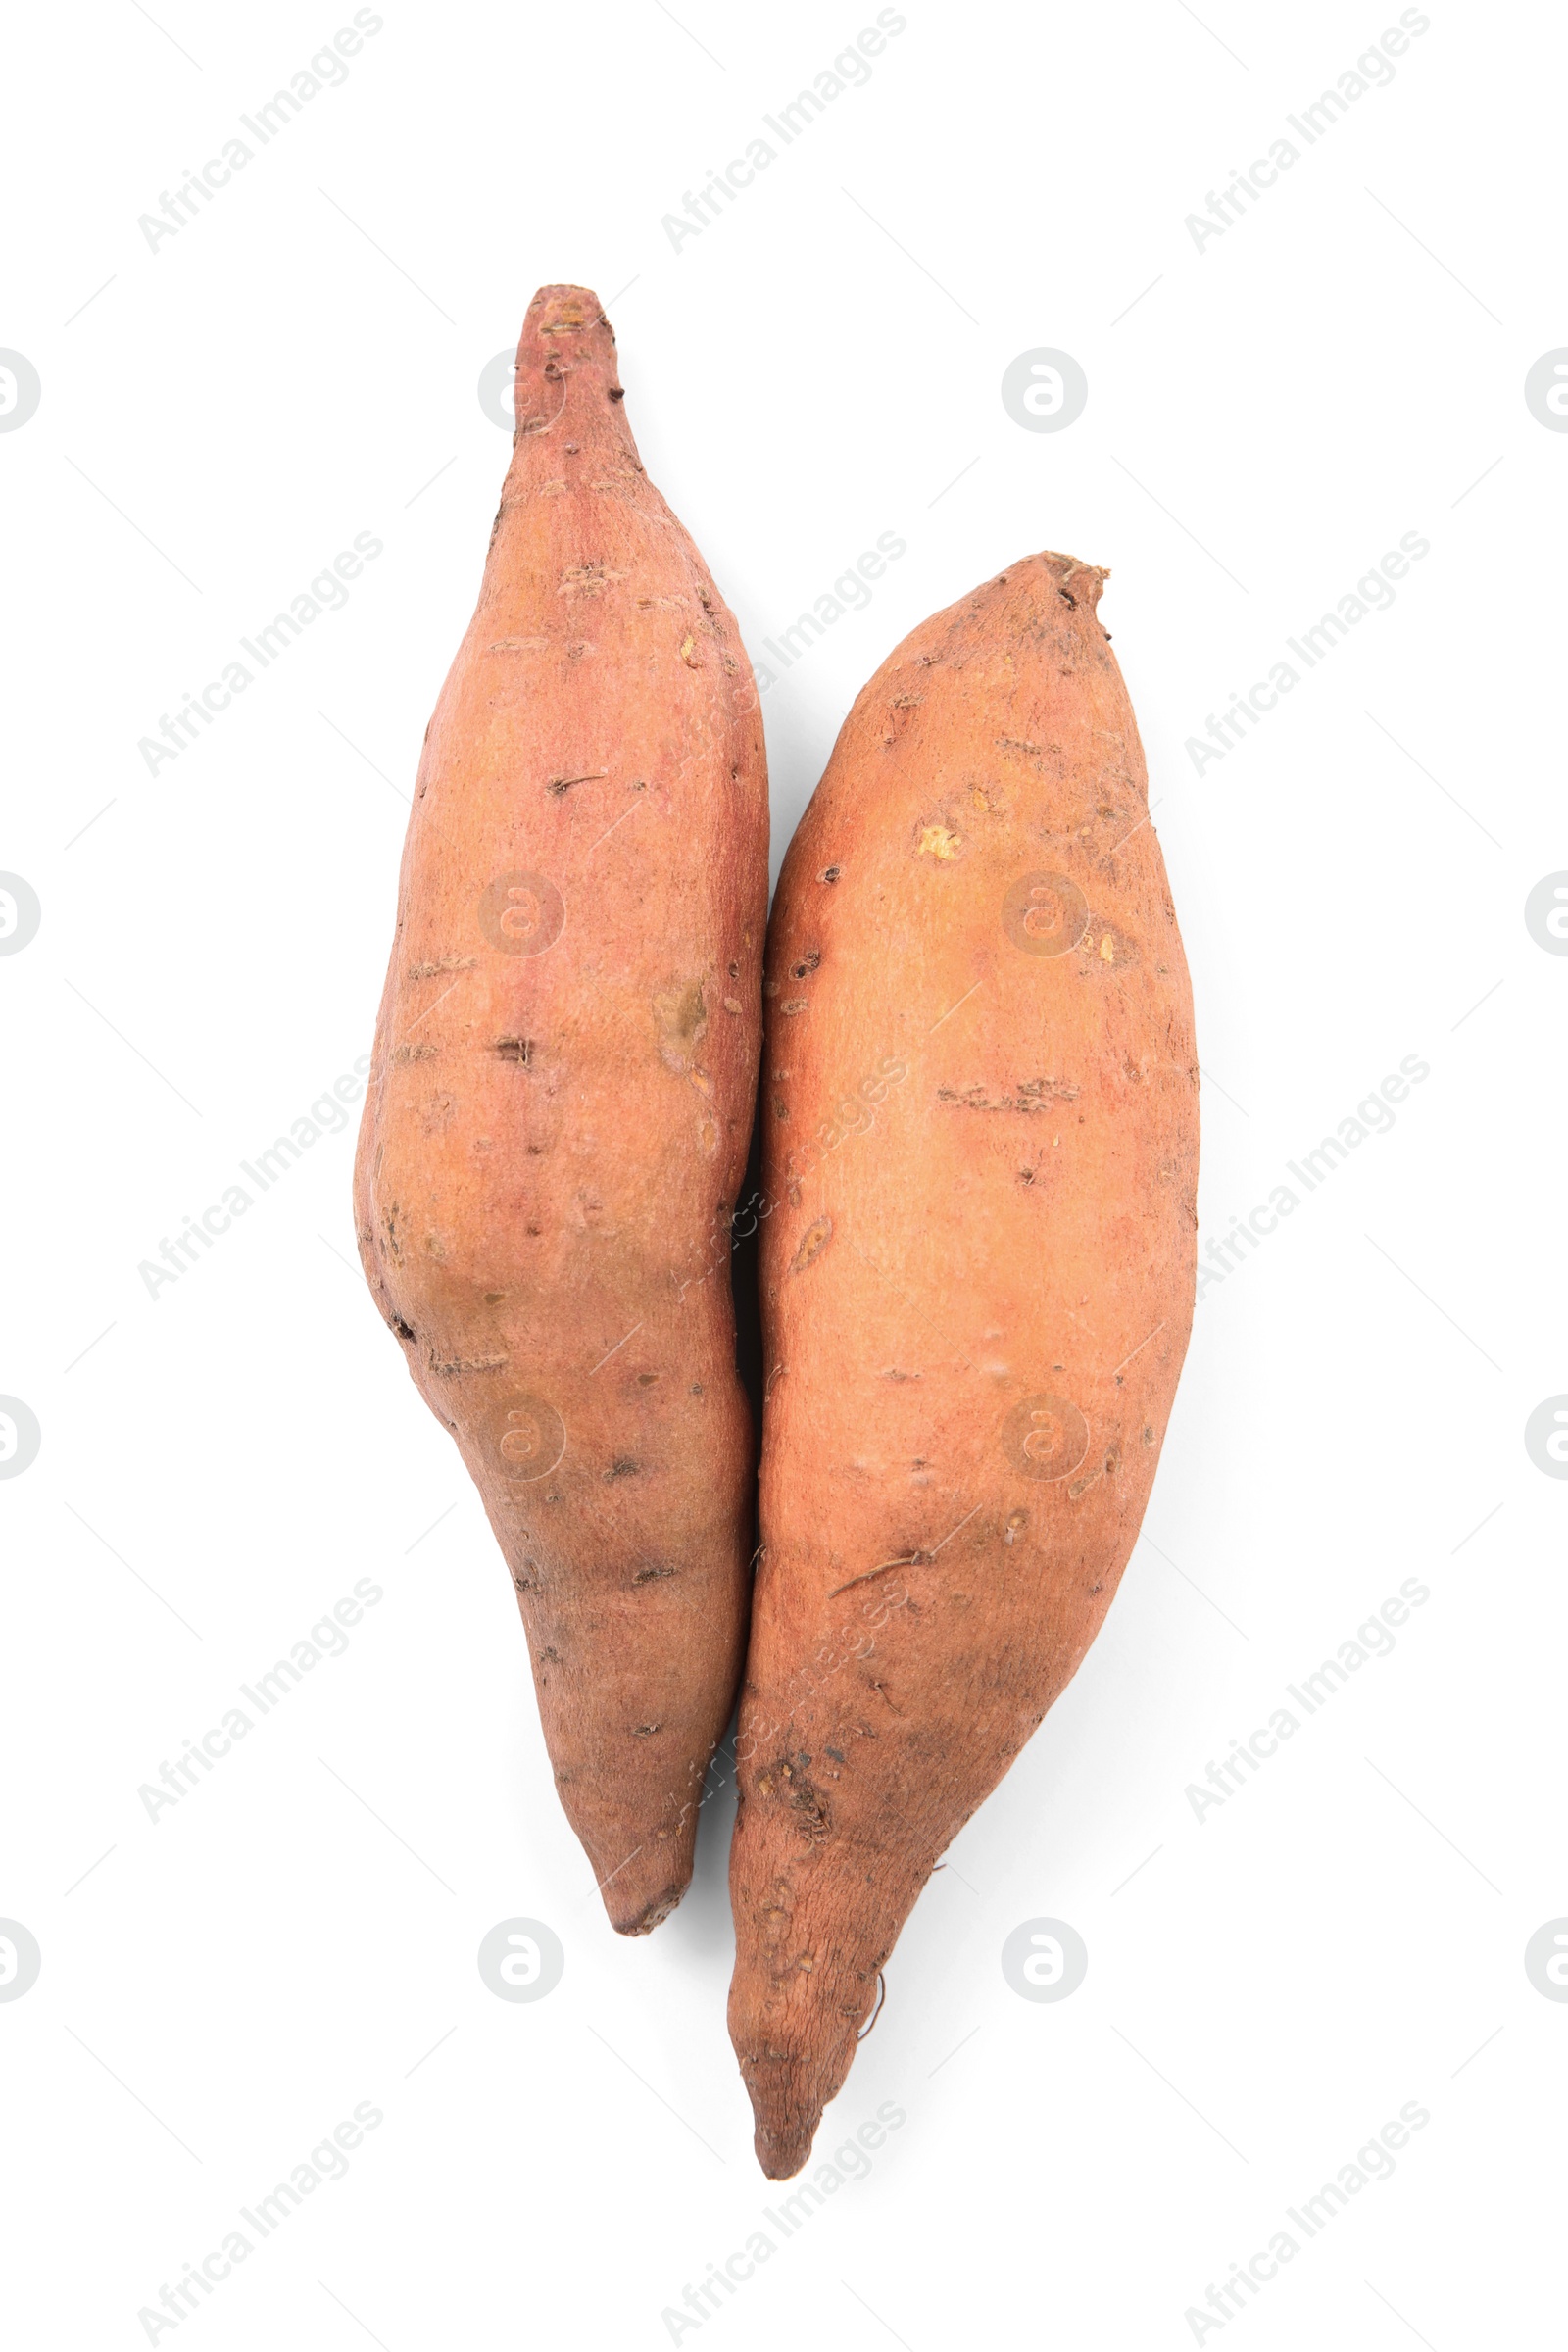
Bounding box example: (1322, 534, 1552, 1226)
(609, 1884, 686, 1937)
(729, 1995, 864, 2178)
(510, 283, 637, 458)
(586, 1816, 697, 1937)
(1003, 549, 1109, 612)
(738, 2044, 851, 2176)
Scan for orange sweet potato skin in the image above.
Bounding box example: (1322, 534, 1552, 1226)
(353, 287, 767, 1934)
(727, 553, 1198, 2170)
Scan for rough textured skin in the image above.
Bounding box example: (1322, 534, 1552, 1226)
(354, 286, 767, 1935)
(727, 552, 1198, 2172)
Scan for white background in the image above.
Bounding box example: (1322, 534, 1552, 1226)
(3, 1, 1564, 2344)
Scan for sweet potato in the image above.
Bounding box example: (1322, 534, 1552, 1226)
(354, 285, 767, 1934)
(727, 551, 1198, 2171)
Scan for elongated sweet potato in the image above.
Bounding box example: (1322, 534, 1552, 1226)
(354, 285, 767, 1934)
(727, 552, 1198, 2170)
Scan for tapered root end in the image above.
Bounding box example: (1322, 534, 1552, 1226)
(729, 1995, 864, 2178)
(752, 2103, 827, 2180)
(607, 1878, 687, 1937)
(584, 1818, 697, 1938)
(510, 283, 638, 461)
(997, 549, 1108, 614)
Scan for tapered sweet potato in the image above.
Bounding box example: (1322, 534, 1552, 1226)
(354, 285, 767, 1934)
(728, 552, 1198, 2170)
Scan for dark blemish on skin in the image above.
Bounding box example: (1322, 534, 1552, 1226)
(882, 1368, 920, 1382)
(790, 1214, 832, 1274)
(390, 1314, 416, 1343)
(825, 1747, 846, 1764)
(633, 1565, 676, 1585)
(1144, 1425, 1156, 1446)
(771, 1758, 832, 1843)
(484, 1291, 505, 1303)
(494, 1038, 532, 1063)
(609, 385, 625, 401)
(408, 956, 477, 981)
(425, 1349, 509, 1378)
(728, 960, 740, 979)
(819, 865, 841, 884)
(605, 1457, 640, 1481)
(633, 1723, 662, 1736)
(790, 951, 820, 979)
(638, 1372, 660, 1386)
(938, 1079, 1078, 1114)
(690, 1383, 704, 1396)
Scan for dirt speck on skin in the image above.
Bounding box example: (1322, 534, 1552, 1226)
(938, 1077, 1078, 1114)
(654, 980, 708, 1070)
(789, 1215, 833, 1275)
(408, 956, 477, 980)
(916, 824, 961, 859)
(763, 1758, 833, 1844)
